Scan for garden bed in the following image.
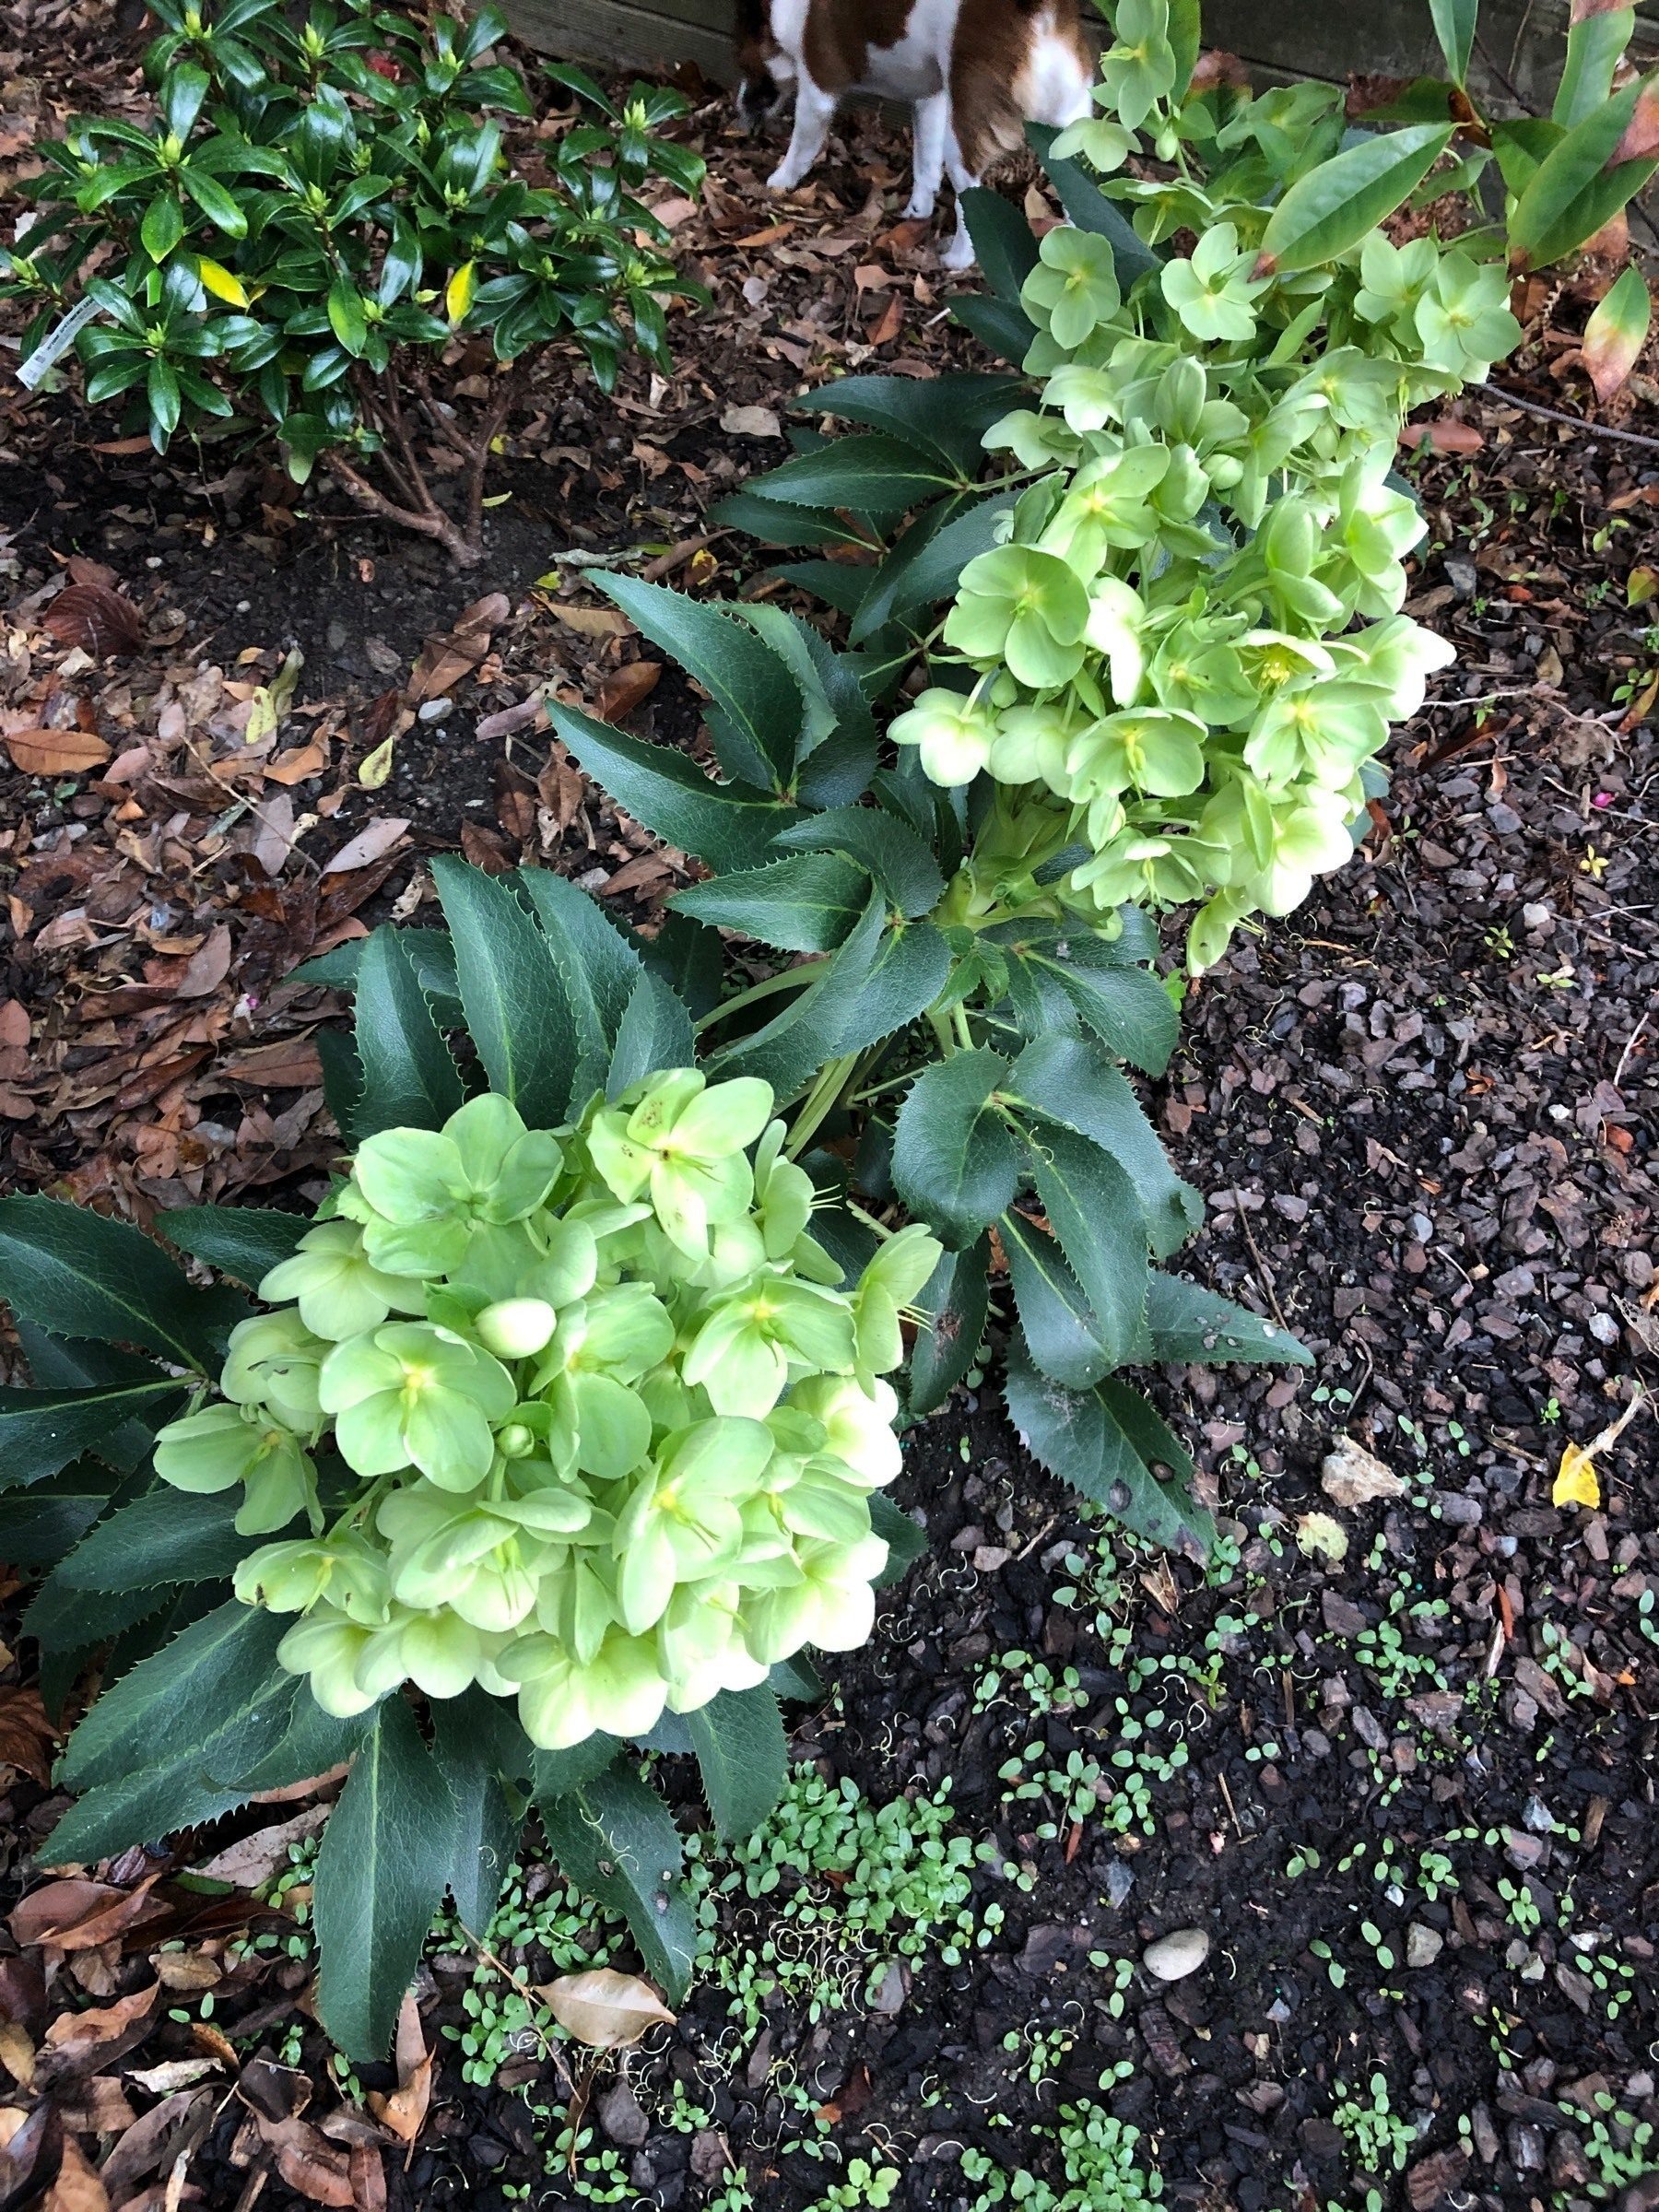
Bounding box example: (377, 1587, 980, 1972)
(1, 8, 1657, 2211)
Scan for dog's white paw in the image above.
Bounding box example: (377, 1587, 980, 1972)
(768, 162, 801, 191)
(941, 231, 977, 270)
(902, 191, 936, 218)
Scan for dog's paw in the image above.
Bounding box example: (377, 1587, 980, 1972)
(940, 231, 977, 270)
(902, 191, 936, 218)
(767, 161, 801, 191)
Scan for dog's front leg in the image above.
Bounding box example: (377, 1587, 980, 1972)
(768, 76, 838, 190)
(904, 90, 948, 218)
(941, 125, 981, 269)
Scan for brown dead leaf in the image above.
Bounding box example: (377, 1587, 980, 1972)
(551, 603, 632, 641)
(365, 1992, 432, 2145)
(0, 2022, 34, 2089)
(0, 1685, 56, 1784)
(176, 924, 233, 999)
(151, 1951, 221, 1994)
(265, 742, 327, 786)
(321, 818, 410, 877)
(15, 1875, 168, 1955)
(218, 1040, 326, 1088)
(5, 729, 113, 777)
(65, 556, 121, 590)
(41, 2135, 108, 2212)
(540, 1968, 676, 2050)
(348, 2143, 387, 2212)
(12, 1879, 133, 1951)
(99, 2088, 211, 2201)
(1398, 418, 1483, 453)
(40, 1982, 160, 2079)
(58, 2075, 137, 2134)
(537, 749, 585, 834)
(43, 582, 143, 659)
(195, 1806, 329, 1890)
(595, 660, 661, 721)
(261, 2119, 354, 2206)
(0, 2101, 51, 2200)
(459, 819, 512, 873)
(867, 293, 904, 347)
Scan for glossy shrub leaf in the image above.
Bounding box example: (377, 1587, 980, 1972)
(672, 853, 870, 953)
(531, 1735, 622, 1802)
(0, 1475, 118, 1570)
(60, 1598, 289, 1793)
(289, 930, 462, 1018)
(1505, 77, 1657, 267)
(1019, 1118, 1148, 1371)
(431, 857, 575, 1128)
(1554, 6, 1634, 128)
(429, 1688, 530, 1936)
(163, 1206, 307, 1286)
(1582, 261, 1652, 403)
(0, 1195, 249, 1371)
(892, 1050, 1017, 1247)
(999, 1208, 1116, 1389)
(1257, 124, 1454, 273)
(687, 1685, 786, 1840)
(541, 1759, 698, 2002)
(1145, 1273, 1312, 1365)
(353, 924, 465, 1137)
(598, 575, 804, 791)
(770, 806, 946, 919)
(1007, 1034, 1200, 1258)
(57, 1487, 287, 1592)
(1004, 1339, 1216, 1559)
(740, 432, 959, 513)
(549, 700, 801, 874)
(0, 1378, 185, 1491)
(869, 1491, 927, 1586)
(518, 868, 642, 1058)
(606, 971, 697, 1100)
(1430, 0, 1477, 87)
(315, 1693, 459, 2059)
(951, 292, 1041, 365)
(961, 187, 1041, 306)
(907, 1235, 992, 1418)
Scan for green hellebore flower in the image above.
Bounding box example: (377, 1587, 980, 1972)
(1065, 708, 1207, 802)
(987, 701, 1078, 790)
(888, 686, 999, 788)
(612, 1416, 774, 1632)
(849, 1221, 942, 1380)
(502, 1625, 667, 1748)
(1049, 89, 1135, 171)
(586, 1071, 774, 1260)
(1327, 615, 1454, 718)
(258, 1219, 426, 1341)
(1098, 0, 1177, 130)
(319, 1320, 516, 1488)
(752, 1121, 818, 1261)
(220, 1309, 326, 1431)
(1041, 445, 1171, 574)
(982, 407, 1085, 468)
(683, 1272, 858, 1418)
(1243, 682, 1390, 789)
(348, 1094, 564, 1277)
(1071, 830, 1215, 907)
(944, 546, 1091, 689)
(658, 1581, 771, 1712)
(785, 1375, 902, 1489)
(1084, 576, 1148, 711)
(1020, 228, 1124, 353)
(1160, 223, 1268, 345)
(235, 1529, 391, 1619)
(398, 1607, 491, 1700)
(1413, 252, 1520, 382)
(1353, 230, 1439, 333)
(1147, 630, 1255, 725)
(276, 1605, 384, 1717)
(742, 1531, 888, 1662)
(1042, 365, 1123, 435)
(155, 1401, 316, 1533)
(1202, 778, 1357, 914)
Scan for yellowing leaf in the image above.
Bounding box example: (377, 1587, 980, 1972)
(445, 259, 477, 325)
(1552, 1441, 1602, 1510)
(1583, 264, 1653, 407)
(1295, 1511, 1348, 1563)
(539, 1968, 676, 2050)
(1552, 1387, 1646, 1510)
(1628, 565, 1659, 606)
(359, 735, 396, 790)
(197, 257, 250, 308)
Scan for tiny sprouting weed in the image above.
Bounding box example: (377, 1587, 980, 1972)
(1331, 2073, 1417, 2175)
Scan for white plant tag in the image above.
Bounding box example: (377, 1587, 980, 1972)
(17, 296, 103, 390)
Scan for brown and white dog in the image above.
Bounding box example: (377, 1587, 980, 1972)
(735, 0, 1094, 268)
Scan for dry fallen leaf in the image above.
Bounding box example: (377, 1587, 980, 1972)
(720, 404, 782, 437)
(41, 1981, 159, 2074)
(41, 2135, 109, 2212)
(1552, 1390, 1645, 1510)
(596, 660, 662, 721)
(0, 1685, 56, 1784)
(321, 818, 410, 877)
(550, 602, 633, 641)
(1296, 1512, 1348, 1563)
(0, 2021, 33, 2089)
(195, 1806, 329, 1890)
(260, 2118, 355, 2207)
(540, 1968, 677, 2049)
(1319, 1436, 1405, 1509)
(4, 729, 112, 777)
(365, 1991, 432, 2144)
(42, 582, 143, 658)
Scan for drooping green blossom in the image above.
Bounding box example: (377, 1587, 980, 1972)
(155, 1069, 940, 1750)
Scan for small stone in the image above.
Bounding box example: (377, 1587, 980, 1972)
(868, 1959, 909, 2015)
(1620, 2176, 1659, 2212)
(1550, 2133, 1593, 2188)
(1444, 554, 1477, 599)
(689, 2131, 730, 2183)
(1322, 1590, 1368, 1637)
(1321, 1436, 1405, 1509)
(1352, 1706, 1388, 1750)
(1105, 1861, 1135, 1907)
(417, 697, 453, 723)
(1509, 2122, 1547, 2172)
(1471, 2104, 1500, 2162)
(971, 1545, 1011, 1572)
(1018, 1925, 1086, 1977)
(1407, 2147, 1470, 2209)
(1143, 1928, 1209, 1982)
(1434, 1489, 1484, 1526)
(597, 2081, 650, 2149)
(1302, 1728, 1332, 1758)
(1406, 1923, 1444, 1969)
(1503, 1829, 1547, 1870)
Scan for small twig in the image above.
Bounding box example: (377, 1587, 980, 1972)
(1473, 30, 1535, 114)
(1490, 383, 1659, 454)
(1614, 1008, 1652, 1088)
(324, 453, 479, 567)
(1234, 1201, 1288, 1333)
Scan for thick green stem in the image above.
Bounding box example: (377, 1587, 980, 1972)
(786, 1051, 860, 1159)
(693, 960, 821, 1035)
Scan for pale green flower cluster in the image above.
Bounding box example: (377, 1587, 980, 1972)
(889, 20, 1520, 968)
(153, 1082, 940, 1748)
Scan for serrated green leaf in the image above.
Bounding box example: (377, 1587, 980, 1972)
(1019, 1117, 1148, 1371)
(429, 1688, 529, 1935)
(540, 1759, 697, 2001)
(606, 971, 697, 1100)
(857, 490, 1020, 641)
(517, 869, 642, 1060)
(687, 1685, 785, 1840)
(869, 1491, 927, 1587)
(960, 188, 1041, 306)
(549, 700, 802, 875)
(950, 292, 1041, 365)
(671, 853, 869, 954)
(314, 1694, 459, 2059)
(531, 1735, 622, 1801)
(430, 857, 575, 1128)
(352, 924, 465, 1138)
(892, 1050, 1017, 1248)
(739, 432, 959, 513)
(1007, 1035, 1200, 1259)
(58, 1487, 296, 1593)
(1004, 1339, 1215, 1559)
(598, 574, 803, 790)
(907, 1235, 992, 1418)
(60, 1599, 289, 1793)
(770, 806, 945, 919)
(794, 370, 1023, 475)
(162, 1206, 307, 1287)
(1144, 1273, 1312, 1365)
(0, 1472, 120, 1569)
(0, 1196, 249, 1371)
(1013, 941, 1179, 1074)
(0, 1378, 186, 1491)
(26, 1574, 176, 1667)
(227, 1688, 367, 1796)
(998, 1208, 1116, 1390)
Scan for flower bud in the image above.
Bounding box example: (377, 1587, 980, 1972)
(496, 1420, 535, 1459)
(475, 1297, 558, 1359)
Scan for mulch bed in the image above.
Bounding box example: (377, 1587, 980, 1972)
(1, 7, 1656, 2211)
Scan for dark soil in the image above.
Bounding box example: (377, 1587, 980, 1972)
(1, 9, 1657, 2212)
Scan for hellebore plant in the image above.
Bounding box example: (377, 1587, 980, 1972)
(0, 0, 704, 563)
